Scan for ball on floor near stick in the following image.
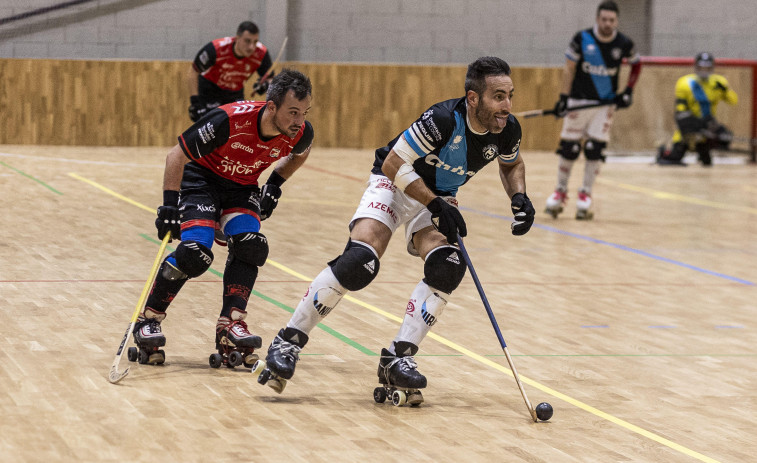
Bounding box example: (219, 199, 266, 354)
(535, 402, 553, 421)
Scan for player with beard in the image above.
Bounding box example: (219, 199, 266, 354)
(545, 0, 641, 220)
(129, 69, 314, 369)
(253, 57, 535, 403)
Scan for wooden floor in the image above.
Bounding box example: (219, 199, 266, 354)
(1, 144, 755, 463)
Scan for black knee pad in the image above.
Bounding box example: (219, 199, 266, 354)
(173, 241, 214, 278)
(423, 246, 466, 294)
(583, 139, 607, 161)
(228, 232, 269, 267)
(329, 240, 380, 291)
(557, 140, 581, 160)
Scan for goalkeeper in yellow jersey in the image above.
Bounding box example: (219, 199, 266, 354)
(657, 52, 738, 166)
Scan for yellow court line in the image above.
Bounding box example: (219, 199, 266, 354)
(71, 173, 721, 463)
(598, 178, 757, 215)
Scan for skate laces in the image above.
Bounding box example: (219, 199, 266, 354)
(274, 337, 301, 362)
(385, 355, 418, 375)
(146, 320, 162, 334)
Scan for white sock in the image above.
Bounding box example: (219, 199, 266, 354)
(557, 157, 575, 191)
(582, 159, 602, 193)
(391, 280, 449, 352)
(287, 266, 347, 334)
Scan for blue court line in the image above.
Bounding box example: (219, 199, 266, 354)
(461, 207, 755, 286)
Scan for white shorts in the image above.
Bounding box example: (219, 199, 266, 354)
(350, 174, 459, 256)
(559, 98, 616, 142)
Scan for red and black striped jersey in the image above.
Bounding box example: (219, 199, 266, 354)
(178, 100, 314, 186)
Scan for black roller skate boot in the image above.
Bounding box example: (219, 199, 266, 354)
(251, 327, 308, 394)
(373, 341, 426, 407)
(128, 307, 167, 365)
(209, 307, 262, 369)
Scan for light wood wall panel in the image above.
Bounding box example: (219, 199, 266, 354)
(1, 58, 752, 152)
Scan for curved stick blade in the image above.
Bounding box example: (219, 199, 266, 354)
(108, 364, 129, 384)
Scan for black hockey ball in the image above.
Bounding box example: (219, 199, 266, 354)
(535, 402, 553, 421)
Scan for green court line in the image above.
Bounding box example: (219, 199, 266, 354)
(1, 160, 63, 195)
(139, 233, 377, 356)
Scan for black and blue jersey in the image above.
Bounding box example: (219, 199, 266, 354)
(566, 28, 639, 100)
(371, 97, 522, 197)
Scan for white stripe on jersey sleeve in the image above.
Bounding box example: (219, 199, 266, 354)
(407, 121, 435, 153)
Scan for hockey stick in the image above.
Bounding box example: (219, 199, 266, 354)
(107, 232, 171, 384)
(514, 100, 616, 119)
(252, 36, 288, 95)
(456, 235, 539, 422)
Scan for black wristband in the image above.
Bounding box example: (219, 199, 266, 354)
(163, 190, 180, 207)
(265, 170, 286, 187)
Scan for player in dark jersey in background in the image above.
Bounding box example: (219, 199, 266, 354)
(253, 57, 535, 402)
(187, 21, 274, 122)
(130, 69, 314, 368)
(545, 0, 641, 220)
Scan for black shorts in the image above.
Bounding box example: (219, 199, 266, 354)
(179, 163, 261, 229)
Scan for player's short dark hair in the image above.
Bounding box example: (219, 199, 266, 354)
(267, 68, 312, 107)
(465, 56, 511, 96)
(597, 0, 619, 16)
(237, 21, 259, 36)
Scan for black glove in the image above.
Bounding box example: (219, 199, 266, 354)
(427, 197, 467, 244)
(510, 193, 535, 236)
(155, 190, 180, 241)
(259, 183, 282, 220)
(614, 87, 633, 109)
(552, 93, 569, 118)
(252, 71, 274, 96)
(714, 81, 728, 93)
(188, 95, 208, 122)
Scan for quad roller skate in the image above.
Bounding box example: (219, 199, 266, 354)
(575, 190, 594, 220)
(373, 342, 426, 407)
(251, 328, 308, 394)
(545, 188, 567, 219)
(209, 308, 261, 369)
(128, 307, 166, 365)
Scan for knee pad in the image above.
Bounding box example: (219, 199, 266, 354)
(557, 140, 581, 160)
(173, 241, 214, 278)
(228, 232, 269, 267)
(583, 139, 607, 161)
(423, 246, 466, 294)
(329, 240, 380, 291)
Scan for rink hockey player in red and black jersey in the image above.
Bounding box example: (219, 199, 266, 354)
(129, 69, 313, 369)
(187, 21, 274, 122)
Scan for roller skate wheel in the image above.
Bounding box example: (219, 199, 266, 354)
(137, 348, 150, 364)
(251, 360, 267, 376)
(256, 368, 271, 386)
(391, 390, 407, 406)
(408, 390, 424, 407)
(209, 353, 223, 368)
(127, 347, 138, 362)
(243, 353, 259, 368)
(373, 387, 387, 404)
(268, 377, 287, 394)
(229, 351, 243, 367)
(150, 349, 166, 365)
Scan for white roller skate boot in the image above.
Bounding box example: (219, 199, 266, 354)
(575, 189, 594, 220)
(545, 188, 567, 219)
(129, 307, 166, 365)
